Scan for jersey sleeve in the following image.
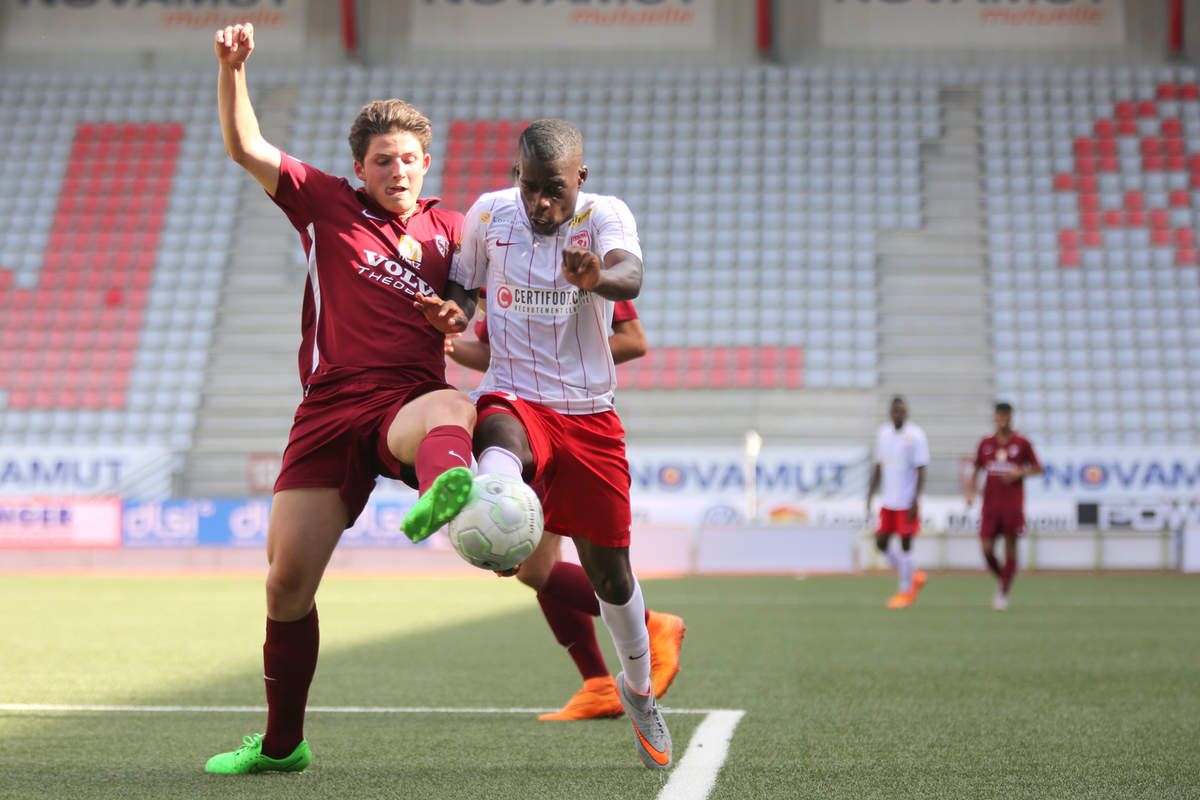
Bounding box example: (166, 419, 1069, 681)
(912, 428, 931, 468)
(267, 152, 346, 232)
(1023, 438, 1042, 472)
(973, 440, 987, 470)
(612, 300, 638, 323)
(593, 196, 642, 261)
(450, 198, 490, 290)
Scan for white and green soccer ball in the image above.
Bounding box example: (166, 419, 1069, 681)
(447, 474, 544, 572)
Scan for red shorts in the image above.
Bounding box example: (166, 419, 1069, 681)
(980, 506, 1025, 539)
(275, 379, 452, 526)
(877, 507, 919, 537)
(476, 393, 631, 547)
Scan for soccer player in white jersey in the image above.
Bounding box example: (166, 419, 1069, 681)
(426, 119, 673, 769)
(866, 396, 930, 609)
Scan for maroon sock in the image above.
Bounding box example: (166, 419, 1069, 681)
(262, 606, 319, 759)
(540, 560, 653, 623)
(541, 561, 602, 616)
(537, 590, 608, 680)
(1001, 557, 1018, 594)
(415, 425, 473, 493)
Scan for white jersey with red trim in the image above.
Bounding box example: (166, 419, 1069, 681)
(451, 187, 641, 414)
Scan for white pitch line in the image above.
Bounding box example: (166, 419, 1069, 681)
(0, 703, 730, 716)
(656, 710, 746, 800)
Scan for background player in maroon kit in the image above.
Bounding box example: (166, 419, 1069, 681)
(205, 23, 476, 774)
(966, 402, 1043, 611)
(448, 301, 686, 721)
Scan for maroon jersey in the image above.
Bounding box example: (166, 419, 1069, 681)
(974, 432, 1041, 514)
(269, 152, 463, 388)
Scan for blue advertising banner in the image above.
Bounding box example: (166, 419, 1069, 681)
(123, 497, 423, 548)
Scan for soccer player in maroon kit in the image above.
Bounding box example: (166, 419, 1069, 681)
(448, 302, 686, 721)
(965, 402, 1043, 611)
(205, 23, 476, 774)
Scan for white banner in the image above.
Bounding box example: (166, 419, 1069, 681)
(411, 0, 716, 49)
(0, 446, 172, 499)
(3, 0, 307, 55)
(820, 0, 1125, 49)
(1029, 446, 1200, 501)
(0, 496, 122, 549)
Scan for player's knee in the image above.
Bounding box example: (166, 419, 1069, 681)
(874, 534, 890, 553)
(265, 569, 315, 618)
(590, 570, 635, 605)
(899, 536, 913, 553)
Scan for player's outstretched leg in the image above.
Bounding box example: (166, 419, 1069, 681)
(617, 672, 673, 770)
(205, 734, 312, 775)
(402, 465, 474, 542)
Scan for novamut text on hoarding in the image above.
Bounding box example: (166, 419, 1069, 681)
(820, 0, 1125, 49)
(412, 0, 716, 49)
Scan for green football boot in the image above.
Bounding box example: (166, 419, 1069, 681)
(401, 466, 475, 542)
(204, 734, 312, 775)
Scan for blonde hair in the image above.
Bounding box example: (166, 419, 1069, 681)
(347, 99, 432, 163)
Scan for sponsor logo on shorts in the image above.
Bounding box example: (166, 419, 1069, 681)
(492, 283, 590, 316)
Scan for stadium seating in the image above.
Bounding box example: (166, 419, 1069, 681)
(981, 64, 1200, 445)
(0, 70, 244, 449)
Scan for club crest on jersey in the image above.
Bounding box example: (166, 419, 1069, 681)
(570, 206, 593, 227)
(434, 235, 450, 258)
(396, 235, 423, 268)
(570, 230, 591, 250)
(494, 283, 590, 316)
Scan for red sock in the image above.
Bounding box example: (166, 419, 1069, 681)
(537, 591, 608, 680)
(262, 606, 319, 759)
(415, 425, 473, 493)
(541, 560, 652, 622)
(1001, 557, 1018, 594)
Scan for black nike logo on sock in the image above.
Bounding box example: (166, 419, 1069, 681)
(629, 651, 647, 661)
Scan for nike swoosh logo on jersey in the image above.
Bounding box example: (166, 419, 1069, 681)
(362, 209, 386, 222)
(495, 240, 519, 247)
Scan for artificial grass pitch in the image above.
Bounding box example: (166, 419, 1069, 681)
(0, 573, 1197, 799)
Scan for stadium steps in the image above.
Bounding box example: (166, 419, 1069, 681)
(876, 85, 992, 494)
(183, 84, 304, 497)
(618, 389, 877, 447)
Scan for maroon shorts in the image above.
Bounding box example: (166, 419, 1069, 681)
(275, 379, 452, 526)
(476, 392, 631, 547)
(877, 507, 919, 537)
(980, 506, 1025, 539)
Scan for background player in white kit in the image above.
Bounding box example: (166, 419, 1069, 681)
(424, 119, 673, 770)
(865, 396, 930, 609)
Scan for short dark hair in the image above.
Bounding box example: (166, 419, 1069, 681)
(995, 402, 1013, 414)
(347, 99, 432, 163)
(518, 118, 583, 164)
(890, 395, 906, 406)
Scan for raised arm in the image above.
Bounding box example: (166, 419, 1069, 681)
(561, 247, 643, 301)
(215, 23, 281, 195)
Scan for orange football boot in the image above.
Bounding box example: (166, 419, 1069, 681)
(646, 610, 687, 699)
(909, 570, 928, 602)
(538, 676, 624, 721)
(886, 591, 912, 609)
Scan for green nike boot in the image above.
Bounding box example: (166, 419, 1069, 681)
(402, 466, 475, 542)
(204, 734, 312, 775)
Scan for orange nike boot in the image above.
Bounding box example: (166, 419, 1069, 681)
(646, 610, 687, 699)
(538, 676, 624, 721)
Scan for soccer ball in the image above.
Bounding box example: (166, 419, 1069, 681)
(447, 474, 543, 572)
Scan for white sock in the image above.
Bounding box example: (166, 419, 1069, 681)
(883, 548, 900, 572)
(899, 550, 914, 594)
(598, 578, 651, 694)
(477, 446, 523, 479)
